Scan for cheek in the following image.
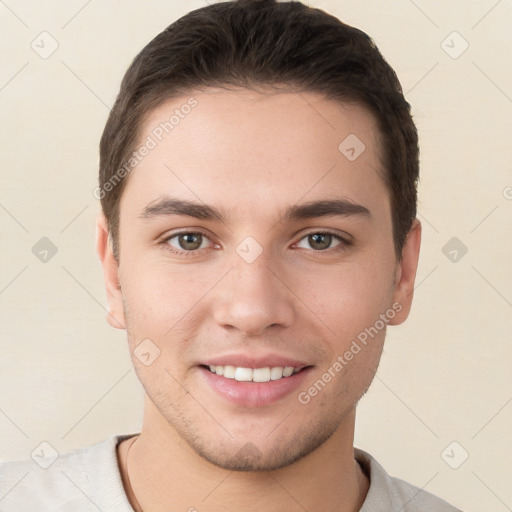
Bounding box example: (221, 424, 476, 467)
(294, 256, 395, 338)
(119, 255, 223, 339)
(119, 231, 396, 347)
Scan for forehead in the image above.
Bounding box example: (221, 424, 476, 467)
(120, 87, 387, 221)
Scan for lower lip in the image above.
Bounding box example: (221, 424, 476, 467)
(199, 367, 312, 407)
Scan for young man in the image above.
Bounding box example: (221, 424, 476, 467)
(0, 1, 462, 510)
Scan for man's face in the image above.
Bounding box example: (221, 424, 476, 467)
(101, 88, 419, 471)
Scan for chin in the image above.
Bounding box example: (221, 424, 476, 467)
(177, 416, 339, 472)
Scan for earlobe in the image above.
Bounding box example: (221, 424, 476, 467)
(388, 219, 422, 326)
(95, 213, 126, 330)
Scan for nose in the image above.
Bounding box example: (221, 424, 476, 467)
(213, 252, 295, 337)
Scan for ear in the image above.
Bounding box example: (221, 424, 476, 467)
(388, 219, 422, 326)
(95, 213, 126, 329)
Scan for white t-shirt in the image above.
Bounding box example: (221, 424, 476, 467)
(0, 433, 462, 511)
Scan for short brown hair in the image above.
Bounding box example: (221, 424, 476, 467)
(99, 0, 419, 260)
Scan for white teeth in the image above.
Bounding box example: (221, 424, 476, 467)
(209, 365, 300, 382)
(270, 367, 284, 380)
(282, 366, 294, 377)
(223, 365, 236, 379)
(234, 367, 252, 382)
(252, 367, 271, 383)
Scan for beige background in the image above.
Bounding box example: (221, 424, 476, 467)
(1, 1, 511, 510)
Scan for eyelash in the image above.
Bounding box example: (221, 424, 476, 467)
(161, 229, 351, 257)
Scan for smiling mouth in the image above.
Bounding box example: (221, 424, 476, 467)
(200, 365, 307, 382)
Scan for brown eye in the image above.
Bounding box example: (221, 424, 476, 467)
(309, 233, 332, 250)
(166, 232, 208, 252)
(296, 232, 344, 251)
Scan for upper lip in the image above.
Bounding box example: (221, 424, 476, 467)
(201, 353, 310, 370)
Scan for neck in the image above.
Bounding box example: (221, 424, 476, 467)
(118, 398, 369, 512)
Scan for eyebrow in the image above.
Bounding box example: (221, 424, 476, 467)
(139, 197, 371, 222)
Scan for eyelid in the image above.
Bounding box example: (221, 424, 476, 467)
(294, 228, 353, 244)
(293, 229, 351, 251)
(160, 227, 352, 256)
(161, 227, 212, 240)
(161, 228, 216, 250)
